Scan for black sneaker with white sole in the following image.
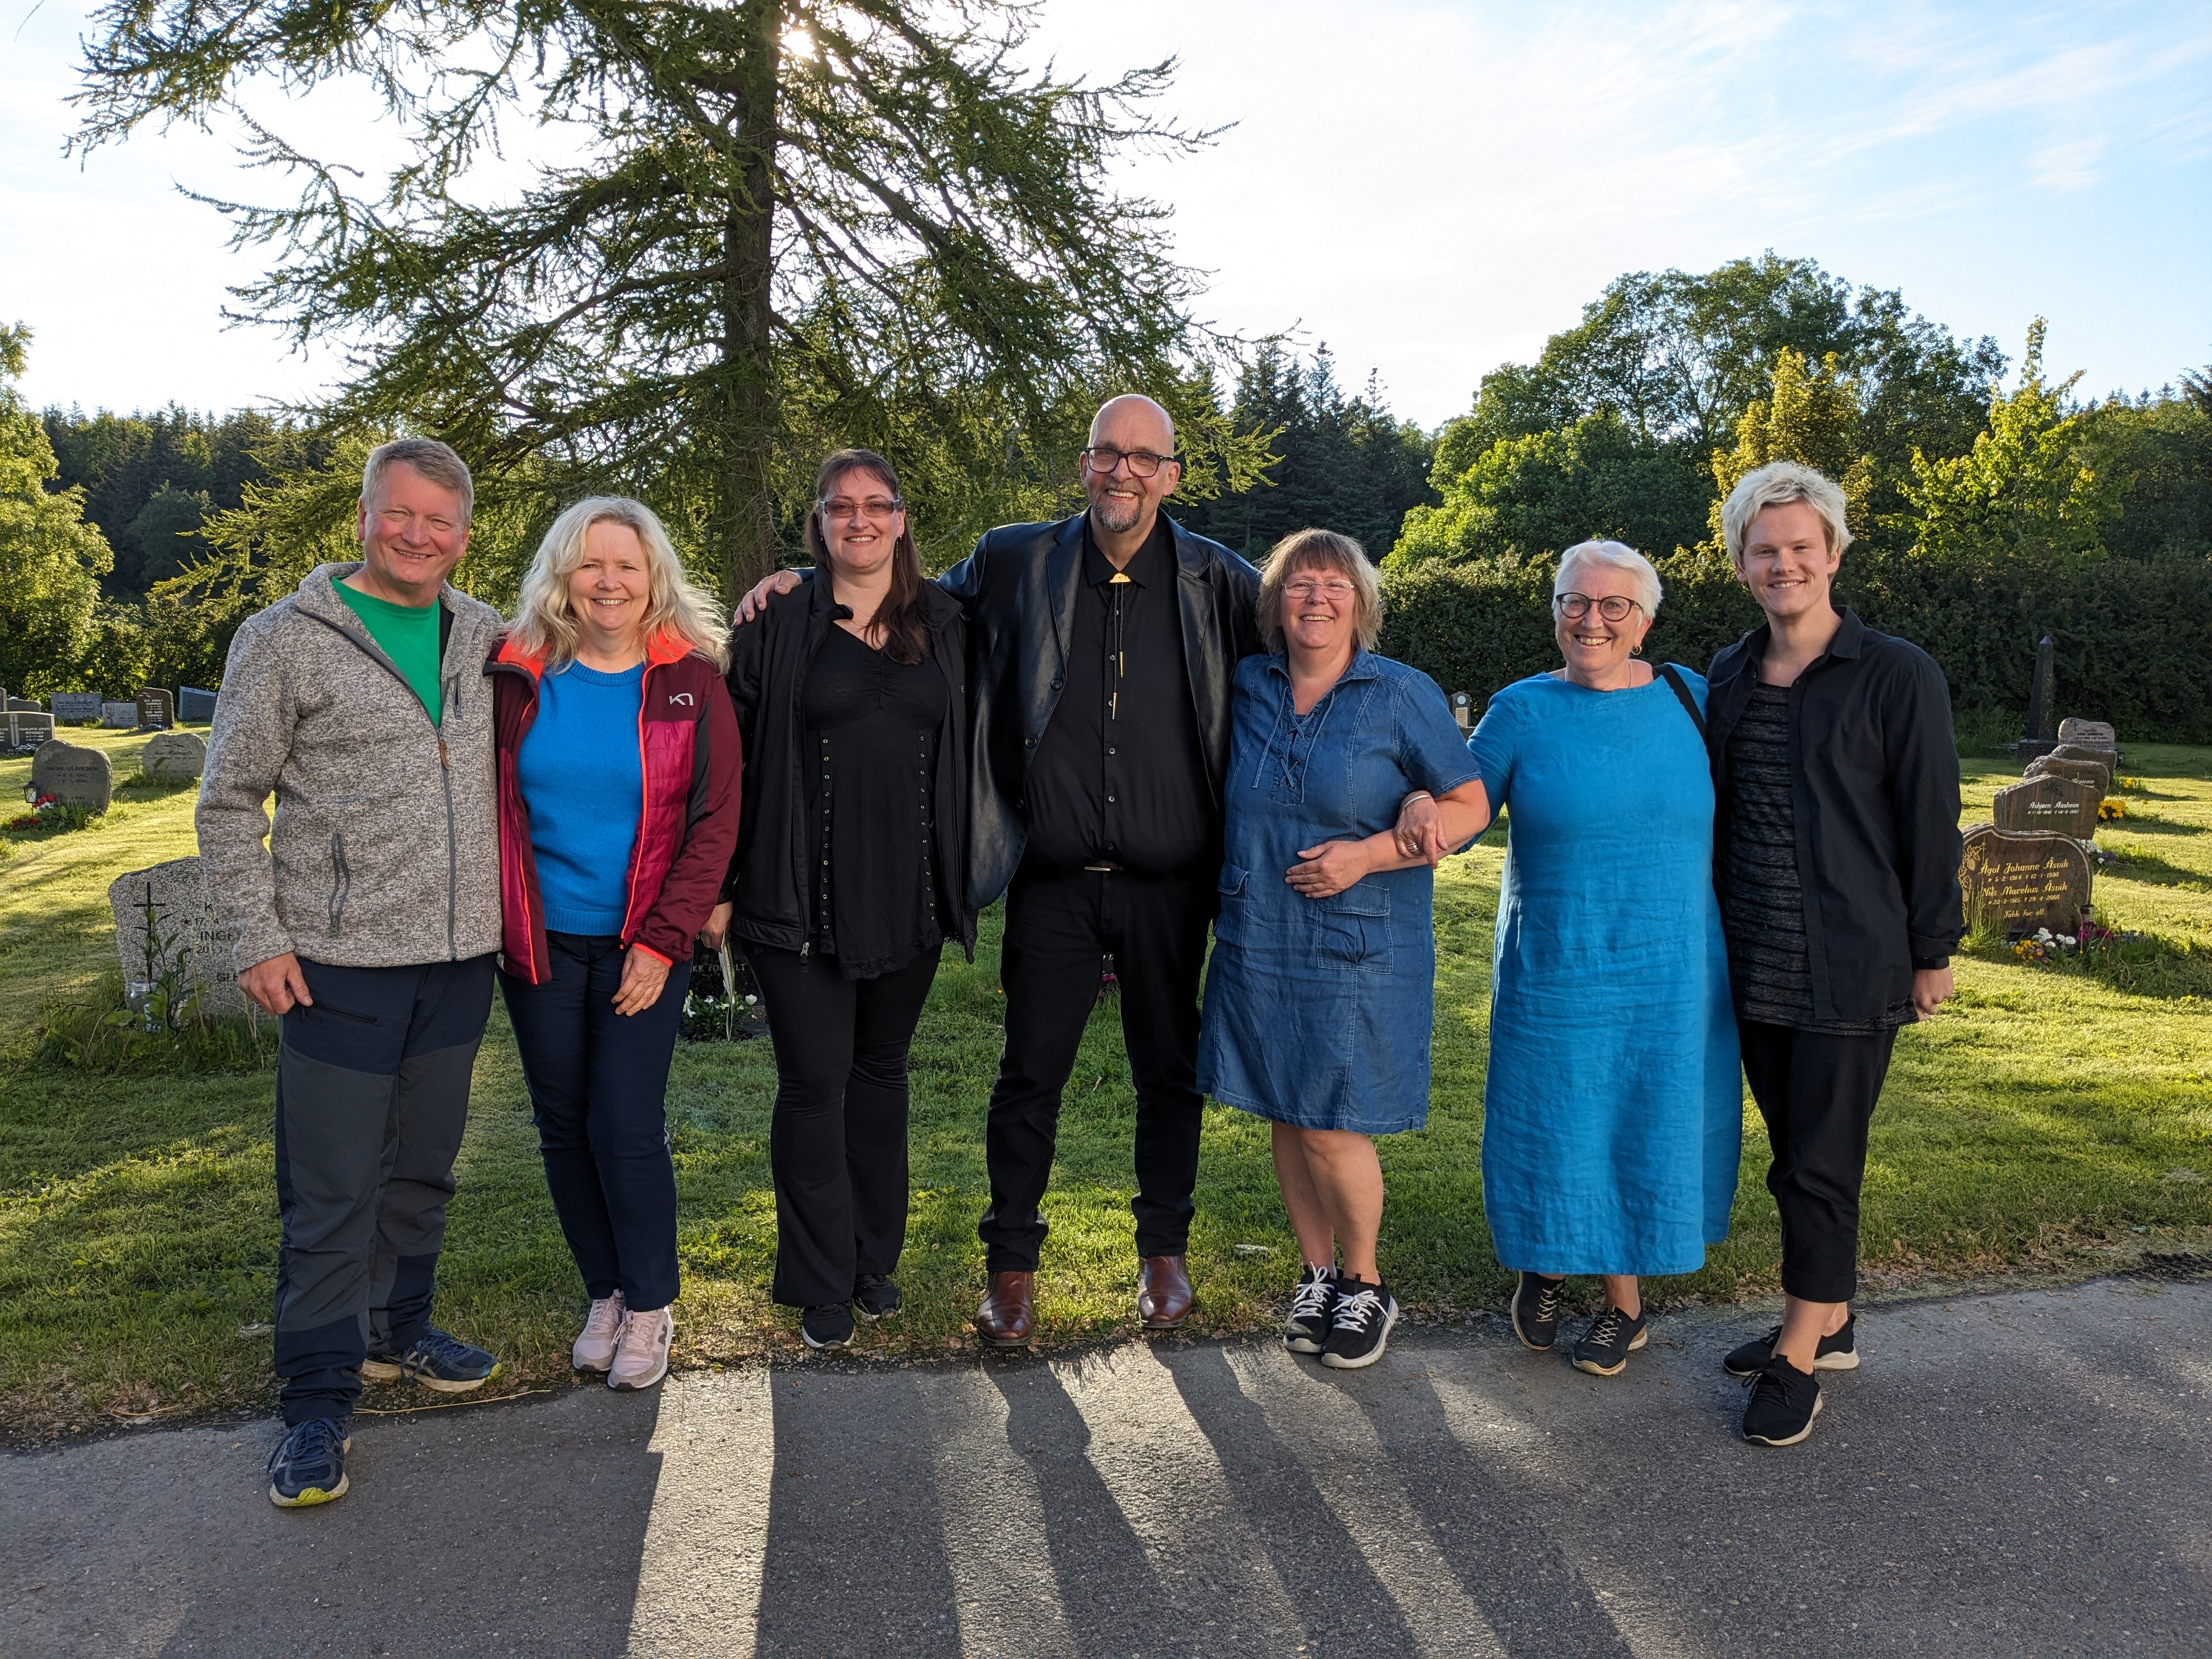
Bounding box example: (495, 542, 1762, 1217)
(1570, 1304, 1649, 1376)
(853, 1276, 902, 1320)
(1510, 1271, 1567, 1352)
(1283, 1263, 1338, 1355)
(1723, 1314, 1858, 1378)
(1741, 1353, 1824, 1446)
(801, 1304, 855, 1348)
(1320, 1279, 1399, 1369)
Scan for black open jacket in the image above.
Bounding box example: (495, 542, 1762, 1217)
(1705, 607, 1964, 1025)
(937, 511, 1266, 907)
(719, 576, 976, 963)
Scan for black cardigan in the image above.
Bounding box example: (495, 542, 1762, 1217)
(1705, 608, 1963, 1025)
(720, 577, 976, 962)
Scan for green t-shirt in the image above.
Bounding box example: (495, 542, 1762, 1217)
(335, 581, 444, 728)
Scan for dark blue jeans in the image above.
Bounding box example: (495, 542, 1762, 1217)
(500, 933, 689, 1312)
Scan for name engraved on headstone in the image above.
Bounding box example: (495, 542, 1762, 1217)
(29, 739, 114, 810)
(1992, 775, 2100, 841)
(6, 712, 55, 749)
(50, 692, 103, 724)
(107, 857, 247, 1019)
(1960, 825, 2093, 936)
(2024, 754, 2112, 798)
(140, 730, 207, 783)
(136, 687, 175, 730)
(2056, 719, 2116, 750)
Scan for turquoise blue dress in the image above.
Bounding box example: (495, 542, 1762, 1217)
(1198, 650, 1480, 1134)
(1469, 669, 1741, 1277)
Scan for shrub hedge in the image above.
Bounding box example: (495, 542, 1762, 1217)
(1378, 545, 2212, 744)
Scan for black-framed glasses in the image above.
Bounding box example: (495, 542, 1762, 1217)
(1079, 445, 1176, 479)
(1554, 592, 1641, 623)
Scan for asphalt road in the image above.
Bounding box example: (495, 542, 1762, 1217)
(3, 1277, 2207, 1658)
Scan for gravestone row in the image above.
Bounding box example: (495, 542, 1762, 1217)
(1991, 774, 2100, 841)
(1960, 826, 2093, 937)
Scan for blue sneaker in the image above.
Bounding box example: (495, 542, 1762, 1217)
(360, 1328, 501, 1393)
(267, 1418, 351, 1508)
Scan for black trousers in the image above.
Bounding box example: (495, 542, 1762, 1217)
(273, 954, 495, 1425)
(1737, 1019, 1900, 1304)
(500, 933, 690, 1313)
(979, 866, 1212, 1272)
(748, 943, 941, 1308)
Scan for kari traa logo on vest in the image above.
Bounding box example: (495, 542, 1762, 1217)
(668, 691, 696, 707)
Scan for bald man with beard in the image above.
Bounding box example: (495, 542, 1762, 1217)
(740, 397, 1265, 1342)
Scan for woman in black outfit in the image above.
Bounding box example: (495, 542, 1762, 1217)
(703, 449, 973, 1348)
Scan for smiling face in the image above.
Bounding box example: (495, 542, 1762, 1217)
(1553, 561, 1653, 687)
(567, 517, 653, 657)
(1278, 558, 1361, 661)
(1081, 396, 1180, 539)
(353, 461, 469, 605)
(1737, 499, 1842, 624)
(816, 465, 906, 585)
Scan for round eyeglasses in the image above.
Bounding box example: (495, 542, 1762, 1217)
(1079, 445, 1175, 479)
(1553, 592, 1641, 623)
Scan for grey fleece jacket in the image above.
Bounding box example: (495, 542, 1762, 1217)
(198, 562, 505, 973)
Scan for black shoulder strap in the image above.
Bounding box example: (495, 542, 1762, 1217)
(1657, 662, 1707, 741)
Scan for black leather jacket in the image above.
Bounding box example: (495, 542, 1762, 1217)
(1706, 608, 1963, 1025)
(938, 511, 1266, 906)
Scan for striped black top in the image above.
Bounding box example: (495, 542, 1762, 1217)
(1722, 682, 1906, 1033)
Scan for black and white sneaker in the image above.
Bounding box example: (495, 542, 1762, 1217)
(853, 1276, 902, 1320)
(1741, 1353, 1823, 1446)
(1510, 1271, 1568, 1352)
(1570, 1304, 1649, 1376)
(1723, 1315, 1859, 1378)
(1320, 1279, 1399, 1369)
(801, 1304, 855, 1348)
(1283, 1263, 1338, 1355)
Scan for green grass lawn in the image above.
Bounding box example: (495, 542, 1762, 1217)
(2, 733, 2209, 1441)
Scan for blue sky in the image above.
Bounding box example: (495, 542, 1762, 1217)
(4, 0, 2209, 428)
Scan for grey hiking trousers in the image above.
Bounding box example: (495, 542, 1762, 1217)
(272, 955, 495, 1424)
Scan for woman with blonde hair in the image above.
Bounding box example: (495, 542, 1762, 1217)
(489, 495, 740, 1391)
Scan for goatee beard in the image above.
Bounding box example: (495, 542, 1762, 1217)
(1090, 495, 1142, 535)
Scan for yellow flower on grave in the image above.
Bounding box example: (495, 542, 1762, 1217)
(2098, 798, 2126, 821)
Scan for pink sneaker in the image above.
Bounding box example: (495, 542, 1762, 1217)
(609, 1306, 673, 1391)
(572, 1291, 627, 1373)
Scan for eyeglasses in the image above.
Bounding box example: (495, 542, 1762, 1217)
(1553, 592, 1641, 623)
(1079, 445, 1175, 479)
(1284, 578, 1357, 602)
(819, 495, 903, 520)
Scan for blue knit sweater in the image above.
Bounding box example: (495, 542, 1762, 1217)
(516, 661, 645, 936)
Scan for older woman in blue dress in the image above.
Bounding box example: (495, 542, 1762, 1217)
(1401, 539, 1740, 1377)
(1198, 529, 1489, 1370)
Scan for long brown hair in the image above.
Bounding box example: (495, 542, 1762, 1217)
(805, 449, 927, 665)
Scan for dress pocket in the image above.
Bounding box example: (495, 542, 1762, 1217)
(1212, 864, 1249, 945)
(1312, 882, 1391, 973)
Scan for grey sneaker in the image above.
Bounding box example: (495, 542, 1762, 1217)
(608, 1306, 672, 1391)
(573, 1291, 627, 1373)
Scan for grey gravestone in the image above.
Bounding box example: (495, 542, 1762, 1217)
(107, 857, 248, 1020)
(1450, 691, 1474, 735)
(140, 730, 207, 783)
(29, 739, 114, 810)
(50, 692, 102, 724)
(2058, 718, 2116, 749)
(2027, 635, 2056, 738)
(136, 687, 175, 730)
(1961, 825, 2093, 936)
(5, 696, 37, 712)
(103, 702, 137, 729)
(1992, 774, 2100, 841)
(179, 686, 218, 723)
(6, 712, 55, 750)
(2025, 754, 2112, 797)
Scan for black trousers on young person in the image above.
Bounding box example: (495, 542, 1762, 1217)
(1737, 1019, 1901, 1305)
(978, 866, 1212, 1273)
(748, 943, 941, 1308)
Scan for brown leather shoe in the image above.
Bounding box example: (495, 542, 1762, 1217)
(975, 1271, 1036, 1347)
(1138, 1254, 1194, 1329)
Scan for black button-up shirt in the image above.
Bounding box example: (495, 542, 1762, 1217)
(1020, 518, 1213, 876)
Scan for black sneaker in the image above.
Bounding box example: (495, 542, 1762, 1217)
(1570, 1304, 1649, 1376)
(1723, 1314, 1859, 1378)
(1283, 1263, 1338, 1355)
(359, 1328, 500, 1393)
(853, 1276, 902, 1320)
(267, 1417, 351, 1508)
(1510, 1271, 1568, 1352)
(1320, 1278, 1399, 1369)
(801, 1304, 855, 1348)
(1742, 1353, 1824, 1446)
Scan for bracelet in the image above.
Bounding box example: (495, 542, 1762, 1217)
(1401, 792, 1433, 809)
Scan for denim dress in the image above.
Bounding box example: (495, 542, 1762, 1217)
(1198, 650, 1480, 1133)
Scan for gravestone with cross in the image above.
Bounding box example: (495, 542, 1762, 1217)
(6, 712, 55, 751)
(107, 857, 249, 1020)
(1992, 774, 2100, 841)
(1960, 825, 2094, 936)
(136, 687, 176, 730)
(103, 701, 137, 729)
(29, 739, 114, 810)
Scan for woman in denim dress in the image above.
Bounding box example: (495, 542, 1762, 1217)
(1198, 529, 1488, 1370)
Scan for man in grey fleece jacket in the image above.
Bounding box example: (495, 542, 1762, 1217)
(199, 438, 507, 1508)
